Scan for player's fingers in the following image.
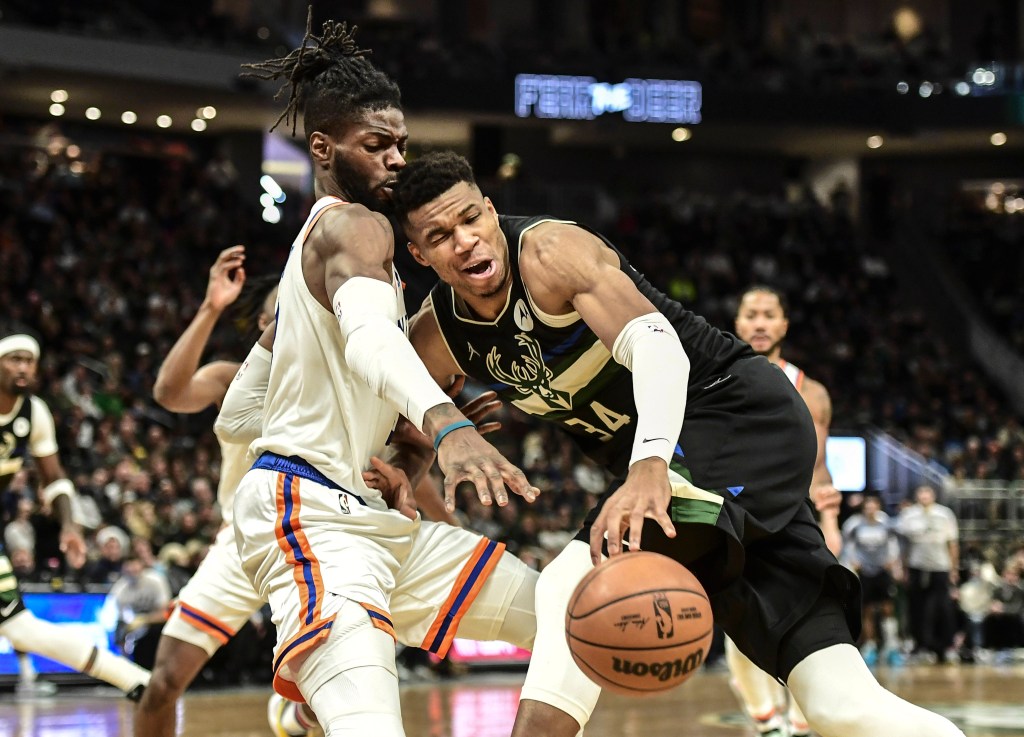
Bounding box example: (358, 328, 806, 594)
(442, 475, 458, 513)
(648, 505, 677, 539)
(628, 507, 646, 552)
(590, 515, 607, 564)
(465, 469, 492, 506)
(498, 462, 538, 503)
(605, 509, 624, 557)
(445, 374, 465, 398)
(476, 420, 502, 436)
(480, 461, 508, 506)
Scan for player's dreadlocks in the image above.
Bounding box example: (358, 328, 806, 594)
(391, 151, 476, 224)
(241, 6, 401, 139)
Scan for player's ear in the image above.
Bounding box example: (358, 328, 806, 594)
(309, 131, 332, 170)
(483, 196, 497, 216)
(407, 241, 429, 267)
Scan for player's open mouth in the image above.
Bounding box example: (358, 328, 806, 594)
(463, 259, 495, 279)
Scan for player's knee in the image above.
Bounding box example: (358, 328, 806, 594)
(143, 658, 194, 706)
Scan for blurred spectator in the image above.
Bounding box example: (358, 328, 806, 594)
(4, 498, 36, 555)
(983, 562, 1024, 660)
(841, 494, 903, 666)
(109, 553, 172, 669)
(897, 485, 960, 662)
(86, 525, 130, 585)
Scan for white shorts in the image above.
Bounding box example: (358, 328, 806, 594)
(233, 453, 526, 703)
(163, 524, 264, 656)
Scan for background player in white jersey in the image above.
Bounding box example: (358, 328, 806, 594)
(730, 285, 842, 736)
(0, 327, 150, 700)
(137, 246, 281, 737)
(233, 17, 540, 736)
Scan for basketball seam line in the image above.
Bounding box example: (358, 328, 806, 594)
(568, 587, 710, 619)
(566, 630, 713, 651)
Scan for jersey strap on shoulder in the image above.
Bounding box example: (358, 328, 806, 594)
(301, 196, 348, 243)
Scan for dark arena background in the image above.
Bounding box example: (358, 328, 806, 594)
(0, 1, 1022, 735)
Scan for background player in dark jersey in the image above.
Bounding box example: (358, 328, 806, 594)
(390, 151, 966, 737)
(728, 285, 844, 736)
(0, 328, 150, 699)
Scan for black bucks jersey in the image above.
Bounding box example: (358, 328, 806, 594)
(428, 215, 752, 475)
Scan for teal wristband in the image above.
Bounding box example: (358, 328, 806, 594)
(433, 419, 476, 452)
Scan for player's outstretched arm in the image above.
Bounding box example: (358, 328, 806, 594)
(154, 245, 246, 412)
(319, 209, 539, 512)
(520, 224, 687, 563)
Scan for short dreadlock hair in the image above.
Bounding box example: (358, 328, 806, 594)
(241, 7, 401, 139)
(392, 151, 476, 224)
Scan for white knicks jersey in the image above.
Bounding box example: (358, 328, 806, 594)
(251, 196, 405, 509)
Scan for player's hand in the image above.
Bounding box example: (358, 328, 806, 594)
(363, 456, 417, 520)
(60, 524, 87, 569)
(427, 406, 539, 512)
(205, 245, 246, 312)
(811, 483, 842, 517)
(590, 458, 676, 565)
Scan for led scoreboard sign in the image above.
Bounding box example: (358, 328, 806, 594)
(515, 74, 702, 124)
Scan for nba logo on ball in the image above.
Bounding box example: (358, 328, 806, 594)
(565, 552, 713, 695)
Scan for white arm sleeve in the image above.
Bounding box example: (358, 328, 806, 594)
(334, 277, 454, 432)
(214, 343, 271, 445)
(29, 397, 59, 458)
(611, 312, 689, 467)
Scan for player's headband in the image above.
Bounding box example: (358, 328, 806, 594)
(0, 335, 40, 359)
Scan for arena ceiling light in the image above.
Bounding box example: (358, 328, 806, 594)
(991, 132, 1007, 146)
(896, 81, 909, 94)
(85, 107, 101, 120)
(866, 135, 884, 149)
(50, 89, 68, 103)
(671, 127, 691, 142)
(197, 106, 217, 120)
(49, 103, 65, 117)
(156, 115, 173, 129)
(191, 118, 208, 132)
(121, 111, 137, 125)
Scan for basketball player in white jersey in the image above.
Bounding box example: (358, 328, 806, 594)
(731, 285, 842, 737)
(137, 246, 286, 737)
(233, 18, 540, 736)
(0, 327, 150, 701)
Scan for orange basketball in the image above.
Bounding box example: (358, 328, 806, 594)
(565, 551, 713, 696)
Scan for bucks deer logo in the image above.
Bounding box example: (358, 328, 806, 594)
(486, 334, 572, 410)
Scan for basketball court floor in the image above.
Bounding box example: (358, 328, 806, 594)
(0, 663, 1022, 736)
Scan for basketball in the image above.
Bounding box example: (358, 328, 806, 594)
(565, 552, 713, 696)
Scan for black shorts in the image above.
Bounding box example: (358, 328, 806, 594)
(576, 355, 862, 679)
(0, 545, 27, 624)
(859, 570, 895, 605)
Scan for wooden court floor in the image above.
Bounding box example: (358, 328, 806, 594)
(1, 664, 1022, 736)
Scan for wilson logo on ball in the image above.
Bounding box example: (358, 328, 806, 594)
(610, 650, 705, 682)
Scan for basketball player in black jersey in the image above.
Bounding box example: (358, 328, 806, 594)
(0, 327, 150, 699)
(390, 152, 966, 737)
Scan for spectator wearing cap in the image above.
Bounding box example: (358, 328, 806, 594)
(86, 525, 130, 584)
